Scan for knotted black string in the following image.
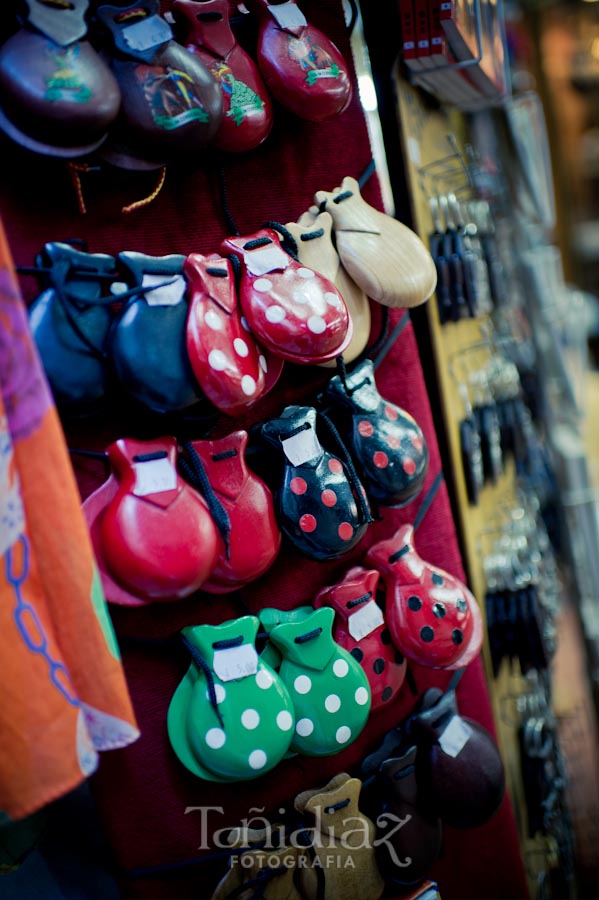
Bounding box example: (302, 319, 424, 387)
(179, 442, 231, 560)
(317, 413, 373, 525)
(180, 634, 224, 728)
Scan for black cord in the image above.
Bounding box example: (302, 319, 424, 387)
(215, 162, 240, 236)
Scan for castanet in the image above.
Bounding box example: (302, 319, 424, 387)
(315, 176, 437, 309)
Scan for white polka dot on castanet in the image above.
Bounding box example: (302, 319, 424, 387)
(355, 687, 369, 706)
(297, 267, 315, 279)
(204, 310, 223, 330)
(259, 355, 268, 373)
(206, 685, 226, 704)
(208, 349, 228, 371)
(241, 375, 256, 396)
(205, 728, 226, 749)
(335, 725, 351, 744)
(325, 292, 342, 308)
(307, 315, 327, 334)
(254, 278, 273, 292)
(295, 718, 314, 737)
(248, 749, 267, 770)
(265, 305, 286, 323)
(276, 710, 293, 732)
(256, 669, 273, 690)
(325, 694, 341, 713)
(294, 675, 312, 695)
(333, 659, 349, 678)
(241, 709, 260, 730)
(234, 338, 249, 357)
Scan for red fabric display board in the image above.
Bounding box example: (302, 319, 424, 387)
(0, 2, 529, 898)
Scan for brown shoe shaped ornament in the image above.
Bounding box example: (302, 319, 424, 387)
(285, 211, 371, 366)
(315, 177, 437, 309)
(0, 0, 121, 157)
(211, 827, 302, 900)
(294, 774, 385, 900)
(95, 0, 223, 170)
(376, 747, 443, 887)
(409, 687, 506, 829)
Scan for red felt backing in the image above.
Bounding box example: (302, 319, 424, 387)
(0, 2, 529, 898)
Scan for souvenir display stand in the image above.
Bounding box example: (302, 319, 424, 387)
(3, 1, 593, 899)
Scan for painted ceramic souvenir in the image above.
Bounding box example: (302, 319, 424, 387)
(315, 177, 437, 308)
(96, 0, 222, 169)
(324, 359, 428, 506)
(285, 210, 371, 365)
(109, 251, 203, 413)
(314, 567, 406, 711)
(410, 688, 505, 828)
(184, 253, 280, 414)
(365, 524, 483, 669)
(220, 228, 352, 365)
(260, 406, 370, 559)
(0, 0, 120, 156)
(99, 437, 219, 600)
(173, 0, 273, 152)
(376, 747, 443, 886)
(168, 617, 295, 780)
(268, 607, 371, 756)
(185, 431, 281, 592)
(28, 242, 116, 408)
(246, 0, 352, 122)
(294, 774, 385, 899)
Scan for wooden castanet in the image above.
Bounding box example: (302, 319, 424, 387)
(285, 210, 371, 365)
(315, 176, 437, 309)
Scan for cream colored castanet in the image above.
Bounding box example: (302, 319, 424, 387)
(211, 827, 303, 900)
(285, 210, 371, 365)
(314, 176, 437, 309)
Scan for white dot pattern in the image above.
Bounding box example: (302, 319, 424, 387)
(292, 290, 309, 305)
(333, 659, 349, 678)
(254, 278, 272, 292)
(325, 292, 342, 308)
(355, 687, 369, 706)
(298, 267, 315, 279)
(336, 726, 351, 744)
(241, 709, 260, 730)
(276, 711, 293, 732)
(307, 315, 327, 334)
(206, 685, 226, 704)
(205, 728, 226, 749)
(325, 694, 341, 713)
(208, 349, 228, 371)
(256, 669, 273, 690)
(259, 355, 268, 373)
(296, 718, 314, 737)
(241, 375, 256, 396)
(294, 675, 312, 695)
(248, 749, 267, 770)
(265, 305, 286, 323)
(204, 310, 223, 330)
(234, 338, 249, 357)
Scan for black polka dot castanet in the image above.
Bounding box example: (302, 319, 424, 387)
(323, 359, 429, 506)
(260, 405, 370, 560)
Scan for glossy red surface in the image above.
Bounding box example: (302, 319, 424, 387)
(99, 437, 219, 600)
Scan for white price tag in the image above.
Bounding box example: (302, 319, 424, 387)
(438, 716, 472, 758)
(133, 457, 177, 497)
(246, 245, 290, 277)
(122, 18, 171, 53)
(282, 428, 321, 467)
(142, 273, 186, 307)
(213, 644, 258, 683)
(348, 602, 384, 641)
(270, 2, 307, 31)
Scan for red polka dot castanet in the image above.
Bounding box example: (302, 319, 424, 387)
(365, 524, 483, 670)
(259, 405, 370, 560)
(324, 359, 429, 507)
(314, 566, 407, 712)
